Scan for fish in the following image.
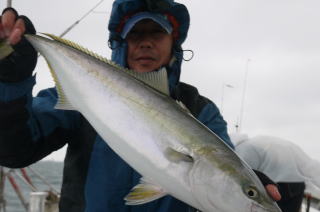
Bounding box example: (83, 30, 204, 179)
(0, 39, 14, 60)
(23, 33, 282, 212)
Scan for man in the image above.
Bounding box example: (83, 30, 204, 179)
(232, 134, 320, 212)
(0, 0, 280, 211)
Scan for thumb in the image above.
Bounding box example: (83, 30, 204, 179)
(266, 184, 282, 201)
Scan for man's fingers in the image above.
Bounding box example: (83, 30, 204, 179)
(9, 28, 23, 44)
(0, 23, 4, 39)
(1, 10, 25, 45)
(14, 18, 26, 33)
(266, 184, 282, 201)
(1, 9, 17, 37)
(8, 18, 25, 44)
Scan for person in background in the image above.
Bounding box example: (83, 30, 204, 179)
(232, 134, 320, 212)
(0, 0, 280, 211)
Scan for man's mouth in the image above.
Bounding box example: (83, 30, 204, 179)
(136, 57, 155, 61)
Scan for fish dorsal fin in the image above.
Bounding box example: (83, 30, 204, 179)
(43, 33, 111, 64)
(125, 178, 167, 205)
(45, 60, 76, 110)
(43, 33, 170, 96)
(126, 67, 170, 96)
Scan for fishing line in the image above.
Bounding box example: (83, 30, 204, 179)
(36, 0, 106, 58)
(59, 0, 106, 37)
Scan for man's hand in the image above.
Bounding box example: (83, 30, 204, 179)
(265, 184, 281, 201)
(253, 170, 282, 201)
(0, 8, 26, 44)
(0, 8, 37, 83)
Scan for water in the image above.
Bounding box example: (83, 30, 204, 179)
(2, 161, 63, 212)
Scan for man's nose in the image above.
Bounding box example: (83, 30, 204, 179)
(138, 38, 153, 49)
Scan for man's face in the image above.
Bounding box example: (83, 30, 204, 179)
(126, 19, 173, 73)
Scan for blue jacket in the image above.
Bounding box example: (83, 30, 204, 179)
(0, 0, 233, 211)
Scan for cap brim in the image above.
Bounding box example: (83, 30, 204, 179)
(121, 12, 173, 39)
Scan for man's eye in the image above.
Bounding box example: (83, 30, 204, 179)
(126, 28, 168, 41)
(128, 30, 138, 35)
(126, 32, 140, 40)
(153, 29, 167, 34)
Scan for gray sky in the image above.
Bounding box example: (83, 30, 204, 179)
(3, 0, 320, 162)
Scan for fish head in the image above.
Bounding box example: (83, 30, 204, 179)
(189, 158, 282, 212)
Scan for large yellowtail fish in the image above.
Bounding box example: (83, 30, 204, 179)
(21, 34, 281, 212)
(0, 39, 14, 60)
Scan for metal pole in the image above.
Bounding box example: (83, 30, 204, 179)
(220, 84, 225, 114)
(220, 83, 234, 115)
(11, 170, 37, 192)
(6, 0, 12, 7)
(0, 167, 6, 212)
(27, 167, 59, 194)
(7, 171, 28, 211)
(20, 168, 35, 188)
(237, 59, 251, 133)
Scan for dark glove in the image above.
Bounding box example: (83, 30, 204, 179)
(0, 8, 37, 83)
(253, 169, 277, 186)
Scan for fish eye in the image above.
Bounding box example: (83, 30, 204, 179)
(245, 186, 259, 199)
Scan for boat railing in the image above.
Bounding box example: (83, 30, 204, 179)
(0, 166, 59, 212)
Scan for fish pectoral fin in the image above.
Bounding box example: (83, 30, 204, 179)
(165, 147, 194, 163)
(125, 180, 167, 205)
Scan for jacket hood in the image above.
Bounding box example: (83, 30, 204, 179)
(108, 0, 190, 92)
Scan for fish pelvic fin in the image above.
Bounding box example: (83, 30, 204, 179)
(125, 178, 167, 205)
(0, 39, 14, 60)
